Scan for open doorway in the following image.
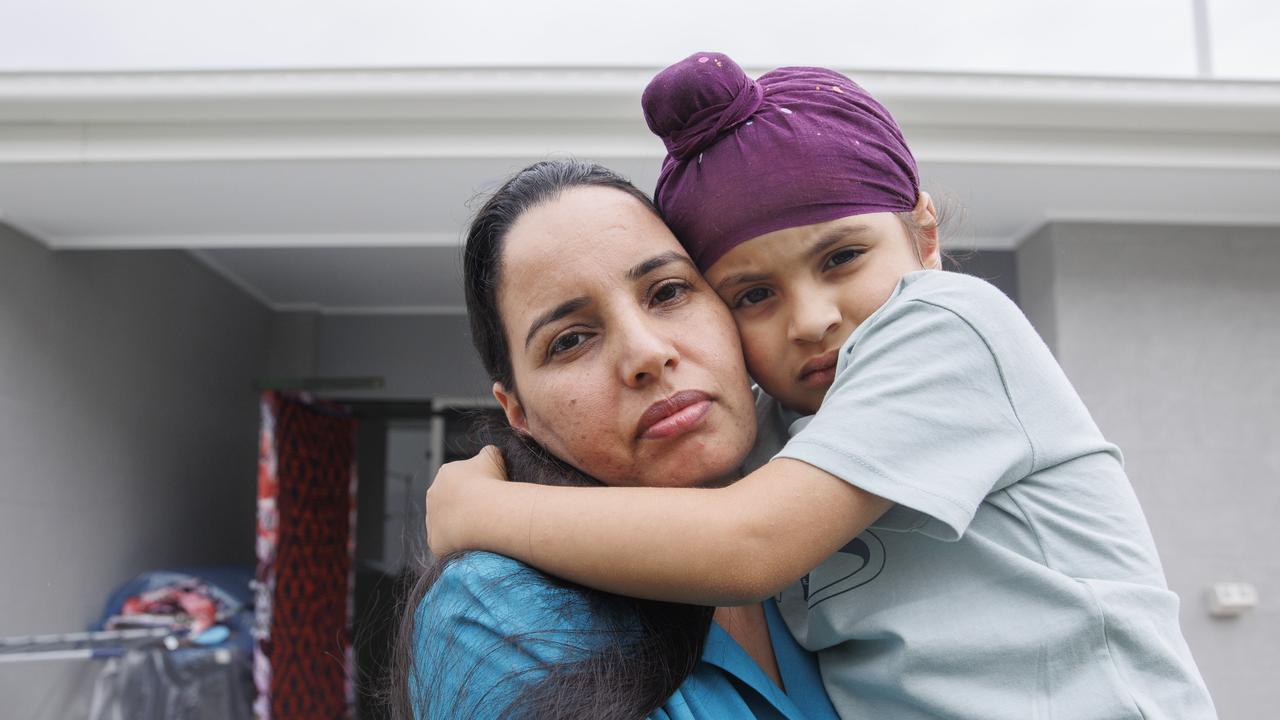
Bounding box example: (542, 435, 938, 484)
(343, 399, 500, 720)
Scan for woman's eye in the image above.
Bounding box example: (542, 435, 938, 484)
(825, 248, 862, 269)
(736, 287, 773, 307)
(549, 331, 585, 357)
(652, 281, 688, 305)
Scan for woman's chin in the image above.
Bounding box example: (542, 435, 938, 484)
(637, 454, 744, 489)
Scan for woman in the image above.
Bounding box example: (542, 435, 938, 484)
(391, 160, 838, 720)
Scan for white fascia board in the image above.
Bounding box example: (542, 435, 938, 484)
(909, 125, 1280, 170)
(864, 72, 1280, 134)
(46, 231, 462, 250)
(5, 121, 1275, 170)
(0, 67, 651, 123)
(38, 120, 655, 161)
(2, 66, 1278, 131)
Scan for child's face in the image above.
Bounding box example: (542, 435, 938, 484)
(703, 210, 938, 414)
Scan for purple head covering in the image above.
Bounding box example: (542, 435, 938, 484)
(642, 52, 919, 272)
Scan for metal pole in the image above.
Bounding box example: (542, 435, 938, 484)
(1192, 0, 1214, 78)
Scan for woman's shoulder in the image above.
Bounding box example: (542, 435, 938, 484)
(419, 548, 581, 617)
(419, 551, 587, 633)
(435, 550, 538, 586)
(410, 555, 597, 718)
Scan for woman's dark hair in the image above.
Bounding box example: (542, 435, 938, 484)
(389, 160, 714, 720)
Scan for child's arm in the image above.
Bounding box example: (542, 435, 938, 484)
(426, 447, 891, 606)
(427, 281, 1035, 606)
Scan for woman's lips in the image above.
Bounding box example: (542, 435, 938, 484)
(637, 390, 713, 440)
(798, 350, 839, 387)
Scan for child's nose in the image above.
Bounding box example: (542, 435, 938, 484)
(788, 299, 841, 344)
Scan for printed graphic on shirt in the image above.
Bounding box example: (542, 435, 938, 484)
(801, 531, 886, 609)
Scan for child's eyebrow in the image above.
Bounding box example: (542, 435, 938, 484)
(806, 225, 872, 260)
(714, 225, 874, 294)
(714, 271, 771, 294)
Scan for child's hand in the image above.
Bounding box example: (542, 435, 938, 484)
(425, 445, 509, 557)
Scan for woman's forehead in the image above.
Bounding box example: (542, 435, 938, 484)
(498, 187, 686, 326)
(503, 186, 680, 277)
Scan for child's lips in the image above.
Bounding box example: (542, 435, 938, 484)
(798, 350, 839, 387)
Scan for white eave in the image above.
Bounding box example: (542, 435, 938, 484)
(2, 65, 1279, 281)
(1, 66, 1278, 168)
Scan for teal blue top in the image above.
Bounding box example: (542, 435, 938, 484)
(411, 552, 838, 720)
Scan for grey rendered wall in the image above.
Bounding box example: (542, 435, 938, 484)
(305, 312, 492, 400)
(1017, 222, 1280, 718)
(0, 226, 270, 717)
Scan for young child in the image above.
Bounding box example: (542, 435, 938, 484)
(426, 53, 1216, 719)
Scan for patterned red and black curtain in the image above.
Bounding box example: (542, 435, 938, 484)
(254, 391, 357, 720)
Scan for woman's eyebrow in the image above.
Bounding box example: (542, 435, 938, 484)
(625, 251, 695, 282)
(524, 296, 591, 349)
(521, 253, 691, 350)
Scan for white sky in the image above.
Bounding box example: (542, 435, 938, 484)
(0, 0, 1273, 78)
(1209, 0, 1280, 78)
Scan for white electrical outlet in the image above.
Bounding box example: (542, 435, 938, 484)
(1206, 582, 1258, 618)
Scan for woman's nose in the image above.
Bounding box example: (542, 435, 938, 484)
(788, 295, 842, 345)
(617, 317, 679, 388)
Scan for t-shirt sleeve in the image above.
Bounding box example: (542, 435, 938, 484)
(775, 296, 1034, 541)
(409, 552, 601, 720)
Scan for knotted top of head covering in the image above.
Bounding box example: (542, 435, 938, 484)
(642, 52, 920, 272)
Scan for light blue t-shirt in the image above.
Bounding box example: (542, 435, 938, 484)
(747, 270, 1216, 719)
(411, 551, 839, 720)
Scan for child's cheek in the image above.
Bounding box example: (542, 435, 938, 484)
(737, 324, 785, 390)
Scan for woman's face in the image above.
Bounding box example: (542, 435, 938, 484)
(494, 186, 757, 488)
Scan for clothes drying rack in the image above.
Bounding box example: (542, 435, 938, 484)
(0, 627, 177, 664)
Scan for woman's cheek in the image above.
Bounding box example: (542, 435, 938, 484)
(549, 384, 623, 450)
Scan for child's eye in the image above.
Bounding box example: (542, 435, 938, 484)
(548, 331, 588, 358)
(735, 287, 774, 308)
(651, 280, 689, 305)
(824, 248, 863, 269)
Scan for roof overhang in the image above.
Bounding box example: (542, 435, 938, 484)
(2, 66, 1277, 310)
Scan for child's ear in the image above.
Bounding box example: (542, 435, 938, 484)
(912, 191, 942, 270)
(492, 381, 529, 433)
